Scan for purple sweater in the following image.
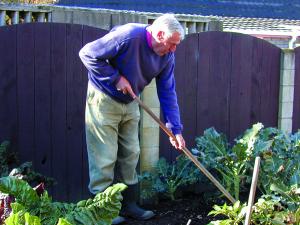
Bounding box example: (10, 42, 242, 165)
(79, 23, 182, 134)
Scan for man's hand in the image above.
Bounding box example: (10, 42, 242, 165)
(169, 134, 186, 150)
(116, 75, 136, 98)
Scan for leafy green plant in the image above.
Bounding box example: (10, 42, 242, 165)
(0, 141, 55, 188)
(139, 155, 201, 201)
(0, 141, 18, 178)
(193, 123, 263, 200)
(207, 197, 292, 225)
(0, 176, 126, 225)
(207, 201, 247, 225)
(202, 125, 300, 225)
(253, 128, 300, 195)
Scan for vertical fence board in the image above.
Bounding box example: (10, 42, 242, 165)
(260, 42, 280, 127)
(293, 47, 300, 132)
(0, 26, 18, 152)
(249, 39, 263, 124)
(197, 32, 231, 137)
(230, 34, 254, 140)
(160, 34, 199, 159)
(66, 24, 84, 201)
(17, 24, 35, 165)
(173, 34, 198, 159)
(51, 23, 68, 201)
(34, 23, 52, 178)
(82, 26, 108, 199)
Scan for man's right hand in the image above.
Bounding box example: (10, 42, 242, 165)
(116, 75, 136, 98)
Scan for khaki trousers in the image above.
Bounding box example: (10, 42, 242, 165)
(85, 83, 140, 194)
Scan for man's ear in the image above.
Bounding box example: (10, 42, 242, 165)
(157, 31, 165, 41)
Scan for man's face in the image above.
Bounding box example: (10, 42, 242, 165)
(153, 31, 181, 56)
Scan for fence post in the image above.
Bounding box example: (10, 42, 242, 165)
(187, 22, 196, 34)
(11, 11, 19, 24)
(37, 12, 45, 22)
(25, 11, 32, 23)
(0, 10, 5, 26)
(278, 49, 295, 133)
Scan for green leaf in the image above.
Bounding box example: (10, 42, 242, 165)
(0, 176, 39, 208)
(62, 183, 126, 225)
(56, 218, 72, 225)
(24, 212, 41, 225)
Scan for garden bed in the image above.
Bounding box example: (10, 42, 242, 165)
(126, 193, 221, 225)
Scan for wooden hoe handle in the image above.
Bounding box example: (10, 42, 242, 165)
(133, 95, 236, 204)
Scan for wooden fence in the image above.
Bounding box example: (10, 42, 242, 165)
(0, 23, 282, 202)
(293, 46, 300, 132)
(160, 31, 282, 160)
(0, 23, 105, 202)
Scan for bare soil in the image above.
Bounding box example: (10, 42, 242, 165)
(125, 193, 223, 225)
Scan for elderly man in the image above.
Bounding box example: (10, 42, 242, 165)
(79, 13, 186, 224)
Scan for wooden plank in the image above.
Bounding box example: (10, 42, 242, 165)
(17, 23, 35, 165)
(259, 41, 280, 127)
(197, 31, 231, 138)
(229, 33, 254, 140)
(0, 26, 18, 152)
(34, 23, 52, 179)
(82, 26, 108, 199)
(172, 33, 198, 161)
(159, 34, 200, 161)
(51, 23, 68, 202)
(66, 24, 84, 202)
(293, 47, 300, 132)
(248, 38, 263, 125)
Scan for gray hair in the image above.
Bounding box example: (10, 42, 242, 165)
(152, 14, 185, 40)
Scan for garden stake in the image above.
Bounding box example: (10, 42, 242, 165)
(244, 156, 261, 225)
(132, 94, 236, 204)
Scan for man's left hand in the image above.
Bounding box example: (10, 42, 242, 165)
(169, 134, 186, 150)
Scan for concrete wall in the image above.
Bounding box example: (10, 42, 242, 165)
(0, 4, 222, 32)
(278, 49, 295, 133)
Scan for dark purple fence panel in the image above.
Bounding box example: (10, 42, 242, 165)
(293, 47, 300, 132)
(160, 31, 281, 160)
(0, 23, 107, 202)
(160, 34, 199, 160)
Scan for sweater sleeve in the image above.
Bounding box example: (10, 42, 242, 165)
(79, 31, 122, 85)
(156, 56, 183, 135)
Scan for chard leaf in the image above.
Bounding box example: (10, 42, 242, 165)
(24, 212, 41, 225)
(56, 218, 72, 225)
(0, 177, 39, 208)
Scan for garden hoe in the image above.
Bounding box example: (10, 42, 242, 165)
(131, 94, 236, 204)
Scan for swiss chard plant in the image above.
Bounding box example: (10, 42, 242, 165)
(139, 155, 201, 201)
(0, 176, 126, 225)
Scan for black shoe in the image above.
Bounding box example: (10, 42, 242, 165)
(121, 184, 155, 220)
(121, 202, 155, 220)
(112, 216, 126, 224)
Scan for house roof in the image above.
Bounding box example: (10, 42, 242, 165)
(57, 0, 300, 20)
(220, 17, 300, 36)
